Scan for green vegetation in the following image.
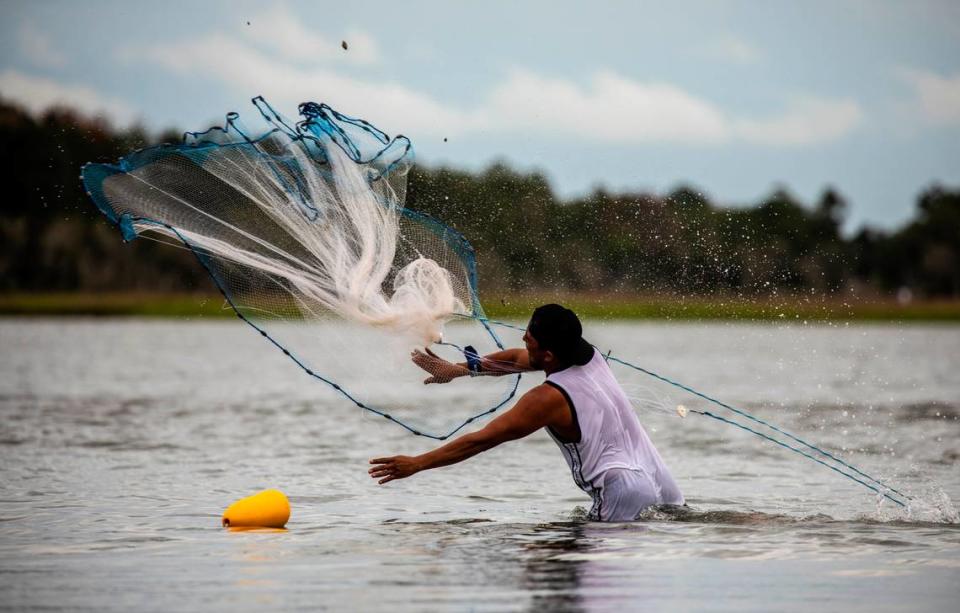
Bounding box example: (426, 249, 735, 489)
(1, 98, 958, 322)
(0, 293, 230, 317)
(481, 295, 960, 322)
(2, 292, 957, 322)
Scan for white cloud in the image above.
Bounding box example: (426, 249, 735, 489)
(733, 96, 863, 146)
(17, 22, 67, 69)
(704, 34, 762, 65)
(145, 35, 480, 137)
(487, 72, 860, 147)
(0, 69, 138, 125)
(898, 68, 960, 125)
(242, 9, 379, 65)
(141, 30, 859, 147)
(488, 70, 730, 144)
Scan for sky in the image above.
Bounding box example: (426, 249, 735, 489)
(1, 0, 959, 231)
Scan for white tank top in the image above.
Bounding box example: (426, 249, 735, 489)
(545, 348, 683, 507)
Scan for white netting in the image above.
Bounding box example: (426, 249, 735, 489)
(83, 101, 518, 437)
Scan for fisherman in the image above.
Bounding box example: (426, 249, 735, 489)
(368, 304, 684, 521)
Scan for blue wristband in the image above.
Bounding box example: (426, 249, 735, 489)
(463, 345, 482, 374)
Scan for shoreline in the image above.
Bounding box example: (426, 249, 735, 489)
(1, 292, 958, 322)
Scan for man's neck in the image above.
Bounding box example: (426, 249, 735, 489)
(543, 361, 570, 376)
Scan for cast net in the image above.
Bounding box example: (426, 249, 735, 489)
(81, 97, 519, 439)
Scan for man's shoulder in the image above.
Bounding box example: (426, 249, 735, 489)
(521, 382, 568, 411)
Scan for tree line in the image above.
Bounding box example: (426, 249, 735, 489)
(1, 99, 957, 298)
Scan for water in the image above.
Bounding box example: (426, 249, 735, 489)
(1, 318, 958, 611)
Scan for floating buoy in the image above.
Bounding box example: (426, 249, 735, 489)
(222, 489, 290, 529)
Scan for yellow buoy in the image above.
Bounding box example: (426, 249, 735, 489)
(222, 489, 290, 529)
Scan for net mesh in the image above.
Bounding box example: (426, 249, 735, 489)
(81, 97, 519, 439)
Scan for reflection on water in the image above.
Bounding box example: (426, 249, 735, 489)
(363, 515, 960, 612)
(1, 319, 959, 611)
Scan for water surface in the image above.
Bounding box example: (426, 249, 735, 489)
(1, 319, 958, 611)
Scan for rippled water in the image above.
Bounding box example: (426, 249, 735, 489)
(1, 318, 958, 611)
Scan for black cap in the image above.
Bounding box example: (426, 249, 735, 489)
(527, 304, 595, 366)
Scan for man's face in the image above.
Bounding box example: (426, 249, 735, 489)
(523, 327, 550, 370)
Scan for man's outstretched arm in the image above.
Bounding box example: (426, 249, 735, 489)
(368, 385, 561, 484)
(411, 347, 534, 384)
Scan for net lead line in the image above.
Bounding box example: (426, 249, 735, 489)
(127, 216, 521, 442)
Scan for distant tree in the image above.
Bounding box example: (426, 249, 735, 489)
(1, 97, 958, 299)
(900, 186, 960, 296)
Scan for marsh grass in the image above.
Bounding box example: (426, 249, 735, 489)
(2, 292, 958, 322)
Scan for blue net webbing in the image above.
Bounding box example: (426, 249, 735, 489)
(81, 97, 520, 440)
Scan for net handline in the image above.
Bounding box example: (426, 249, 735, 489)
(692, 409, 906, 507)
(462, 314, 910, 505)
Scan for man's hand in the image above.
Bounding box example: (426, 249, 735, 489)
(368, 455, 421, 484)
(411, 347, 469, 384)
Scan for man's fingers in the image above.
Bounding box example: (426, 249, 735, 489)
(369, 463, 394, 477)
(424, 347, 439, 359)
(369, 457, 393, 464)
(378, 476, 395, 485)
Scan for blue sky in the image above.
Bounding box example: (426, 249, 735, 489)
(2, 0, 958, 230)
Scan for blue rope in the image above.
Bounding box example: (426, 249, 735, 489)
(464, 314, 910, 506)
(694, 409, 905, 507)
(603, 354, 910, 501)
(125, 217, 520, 442)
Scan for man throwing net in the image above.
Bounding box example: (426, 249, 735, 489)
(369, 304, 684, 522)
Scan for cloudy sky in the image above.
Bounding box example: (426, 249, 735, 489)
(2, 0, 958, 230)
